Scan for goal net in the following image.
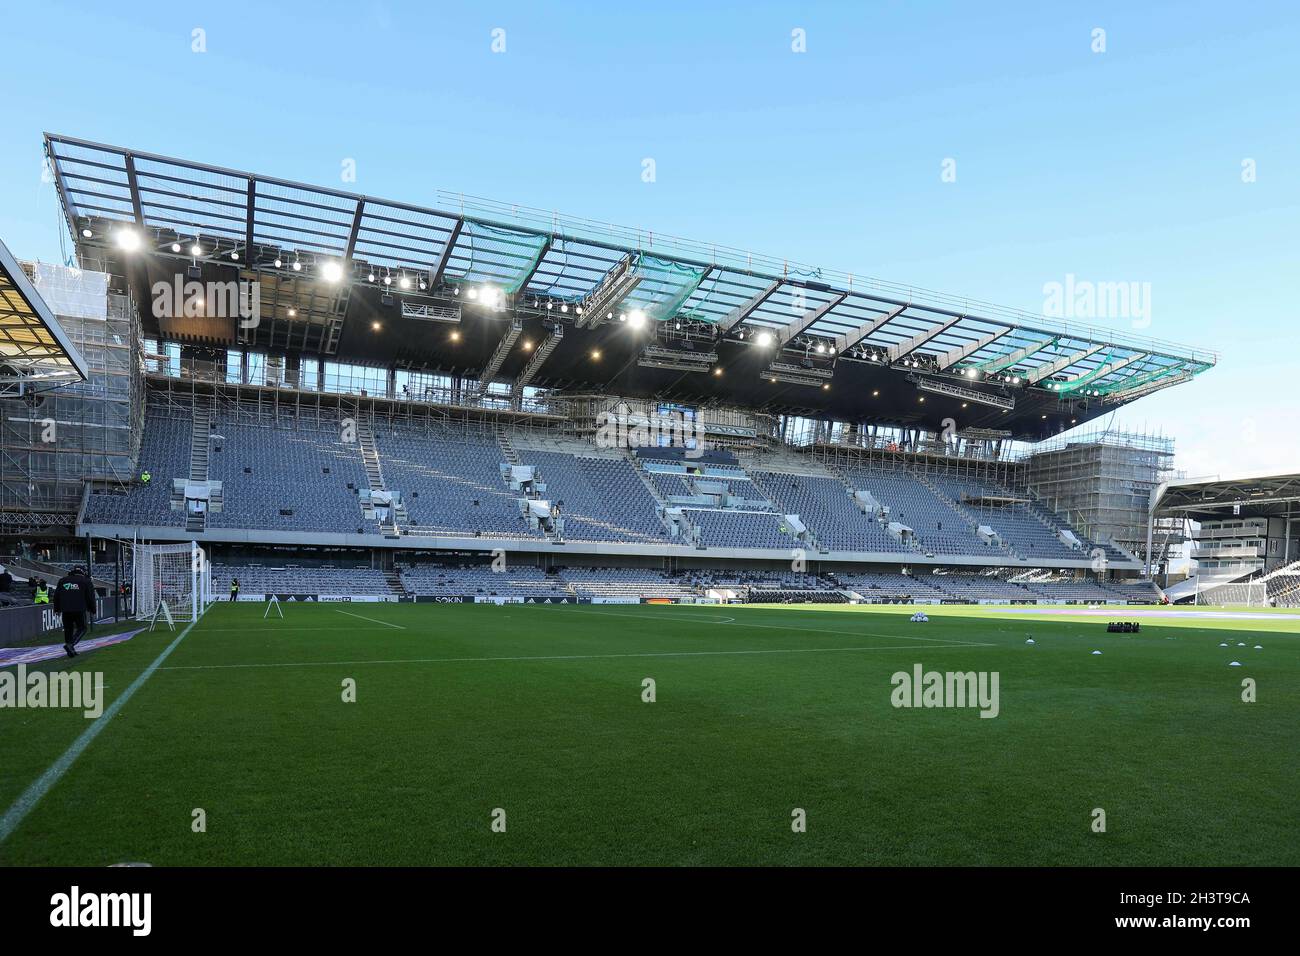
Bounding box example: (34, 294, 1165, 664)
(1200, 580, 1267, 607)
(132, 541, 213, 623)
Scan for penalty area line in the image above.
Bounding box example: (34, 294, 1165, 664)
(0, 617, 201, 846)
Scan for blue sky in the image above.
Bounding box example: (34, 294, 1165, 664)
(2, 1, 1296, 478)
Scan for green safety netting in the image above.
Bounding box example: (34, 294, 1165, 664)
(1093, 360, 1186, 396)
(440, 220, 551, 294)
(1053, 349, 1113, 394)
(623, 255, 708, 322)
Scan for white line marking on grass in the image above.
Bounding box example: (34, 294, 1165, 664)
(558, 608, 739, 625)
(156, 643, 986, 672)
(558, 607, 994, 647)
(198, 626, 382, 632)
(0, 618, 200, 846)
(723, 618, 992, 646)
(335, 609, 405, 629)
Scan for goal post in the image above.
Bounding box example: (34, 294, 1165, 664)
(131, 541, 213, 623)
(1200, 580, 1267, 607)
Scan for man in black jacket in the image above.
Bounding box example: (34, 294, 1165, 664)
(52, 566, 96, 658)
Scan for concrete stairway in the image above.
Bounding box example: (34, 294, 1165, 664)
(621, 449, 697, 542)
(748, 470, 827, 553)
(184, 399, 212, 533)
(911, 470, 1016, 558)
(823, 458, 926, 556)
(495, 423, 521, 466)
(358, 418, 407, 531)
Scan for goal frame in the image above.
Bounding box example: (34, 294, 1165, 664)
(129, 540, 213, 623)
(1200, 580, 1268, 607)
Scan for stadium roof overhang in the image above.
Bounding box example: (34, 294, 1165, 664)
(44, 133, 1217, 440)
(1153, 472, 1300, 520)
(0, 235, 89, 390)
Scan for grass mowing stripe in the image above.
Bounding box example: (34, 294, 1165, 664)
(4, 603, 1294, 866)
(0, 618, 199, 846)
(335, 608, 405, 629)
(155, 642, 990, 671)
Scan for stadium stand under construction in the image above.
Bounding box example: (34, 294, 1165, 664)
(0, 134, 1227, 610)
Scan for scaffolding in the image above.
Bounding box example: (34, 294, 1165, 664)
(140, 347, 557, 417)
(56, 314, 1182, 575)
(144, 366, 567, 438)
(1021, 426, 1179, 565)
(0, 262, 143, 538)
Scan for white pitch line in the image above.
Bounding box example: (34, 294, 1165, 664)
(197, 626, 387, 632)
(0, 617, 200, 846)
(556, 608, 739, 625)
(334, 608, 406, 629)
(558, 606, 993, 647)
(156, 642, 988, 672)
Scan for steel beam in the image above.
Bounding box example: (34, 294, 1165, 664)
(1023, 344, 1103, 384)
(344, 198, 366, 261)
(510, 238, 552, 296)
(124, 154, 145, 227)
(718, 280, 782, 333)
(935, 327, 1011, 370)
(887, 316, 961, 363)
(430, 217, 465, 288)
(833, 304, 907, 355)
(1057, 352, 1149, 393)
(777, 291, 847, 346)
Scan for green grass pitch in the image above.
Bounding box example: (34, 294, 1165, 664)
(1, 601, 1296, 866)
